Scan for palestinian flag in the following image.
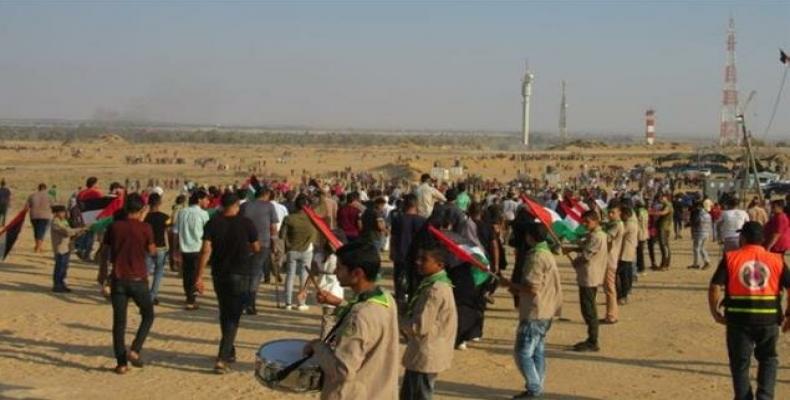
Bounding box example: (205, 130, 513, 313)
(427, 225, 492, 286)
(83, 195, 124, 233)
(304, 206, 343, 251)
(557, 201, 589, 241)
(0, 207, 28, 260)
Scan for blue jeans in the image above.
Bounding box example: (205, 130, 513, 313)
(692, 235, 710, 266)
(53, 253, 70, 288)
(146, 248, 167, 300)
(285, 250, 312, 306)
(76, 230, 95, 258)
(514, 319, 552, 395)
(248, 247, 272, 307)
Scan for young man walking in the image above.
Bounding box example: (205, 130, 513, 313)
(708, 222, 790, 400)
(104, 194, 156, 374)
(176, 190, 210, 310)
(197, 193, 260, 373)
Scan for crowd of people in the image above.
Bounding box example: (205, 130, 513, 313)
(3, 169, 790, 400)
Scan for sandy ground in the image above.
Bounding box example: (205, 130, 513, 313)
(1, 222, 789, 400)
(0, 140, 789, 399)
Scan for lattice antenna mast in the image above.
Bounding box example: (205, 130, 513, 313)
(719, 17, 739, 146)
(559, 80, 568, 142)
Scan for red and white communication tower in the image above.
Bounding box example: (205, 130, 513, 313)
(645, 109, 656, 145)
(719, 17, 739, 146)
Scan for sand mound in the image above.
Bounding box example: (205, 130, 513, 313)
(98, 133, 128, 146)
(371, 162, 422, 180)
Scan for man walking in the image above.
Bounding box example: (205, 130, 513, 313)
(27, 183, 52, 253)
(240, 186, 278, 314)
(103, 194, 156, 374)
(197, 193, 260, 373)
(708, 222, 790, 400)
(143, 193, 169, 305)
(279, 194, 317, 310)
(176, 190, 210, 310)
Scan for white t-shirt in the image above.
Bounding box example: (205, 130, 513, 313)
(717, 209, 750, 240)
(271, 200, 289, 233)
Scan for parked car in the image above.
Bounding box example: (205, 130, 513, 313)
(763, 181, 790, 198)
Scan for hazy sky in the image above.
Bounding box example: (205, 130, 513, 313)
(1, 1, 789, 139)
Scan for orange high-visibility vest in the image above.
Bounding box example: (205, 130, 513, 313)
(725, 245, 784, 320)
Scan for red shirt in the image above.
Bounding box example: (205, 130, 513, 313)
(765, 212, 790, 253)
(77, 188, 103, 202)
(337, 204, 361, 238)
(105, 219, 154, 280)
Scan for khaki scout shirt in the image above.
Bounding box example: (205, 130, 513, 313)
(637, 208, 649, 242)
(519, 242, 563, 321)
(606, 220, 624, 270)
(573, 227, 608, 287)
(314, 290, 399, 400)
(51, 217, 82, 255)
(401, 276, 457, 374)
(620, 216, 638, 263)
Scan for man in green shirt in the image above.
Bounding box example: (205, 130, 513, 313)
(652, 192, 674, 270)
(280, 194, 317, 310)
(455, 182, 471, 212)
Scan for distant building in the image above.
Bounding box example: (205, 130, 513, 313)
(645, 109, 656, 145)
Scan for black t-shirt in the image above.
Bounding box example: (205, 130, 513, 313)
(390, 212, 426, 264)
(710, 253, 790, 325)
(360, 207, 384, 241)
(144, 211, 169, 248)
(202, 214, 258, 277)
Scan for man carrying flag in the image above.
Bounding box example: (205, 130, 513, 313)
(0, 206, 29, 260)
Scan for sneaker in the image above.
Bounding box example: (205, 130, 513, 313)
(114, 365, 129, 375)
(284, 304, 294, 310)
(184, 303, 199, 311)
(297, 304, 309, 312)
(687, 265, 700, 269)
(456, 342, 468, 350)
(701, 262, 711, 270)
(52, 286, 69, 293)
(599, 318, 618, 325)
(572, 341, 600, 352)
(470, 337, 481, 343)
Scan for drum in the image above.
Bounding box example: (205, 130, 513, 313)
(255, 339, 322, 392)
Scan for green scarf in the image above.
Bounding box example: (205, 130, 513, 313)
(408, 270, 452, 316)
(335, 286, 391, 321)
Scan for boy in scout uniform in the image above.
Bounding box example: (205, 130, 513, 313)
(603, 204, 624, 324)
(306, 241, 399, 400)
(399, 245, 457, 400)
(564, 210, 608, 352)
